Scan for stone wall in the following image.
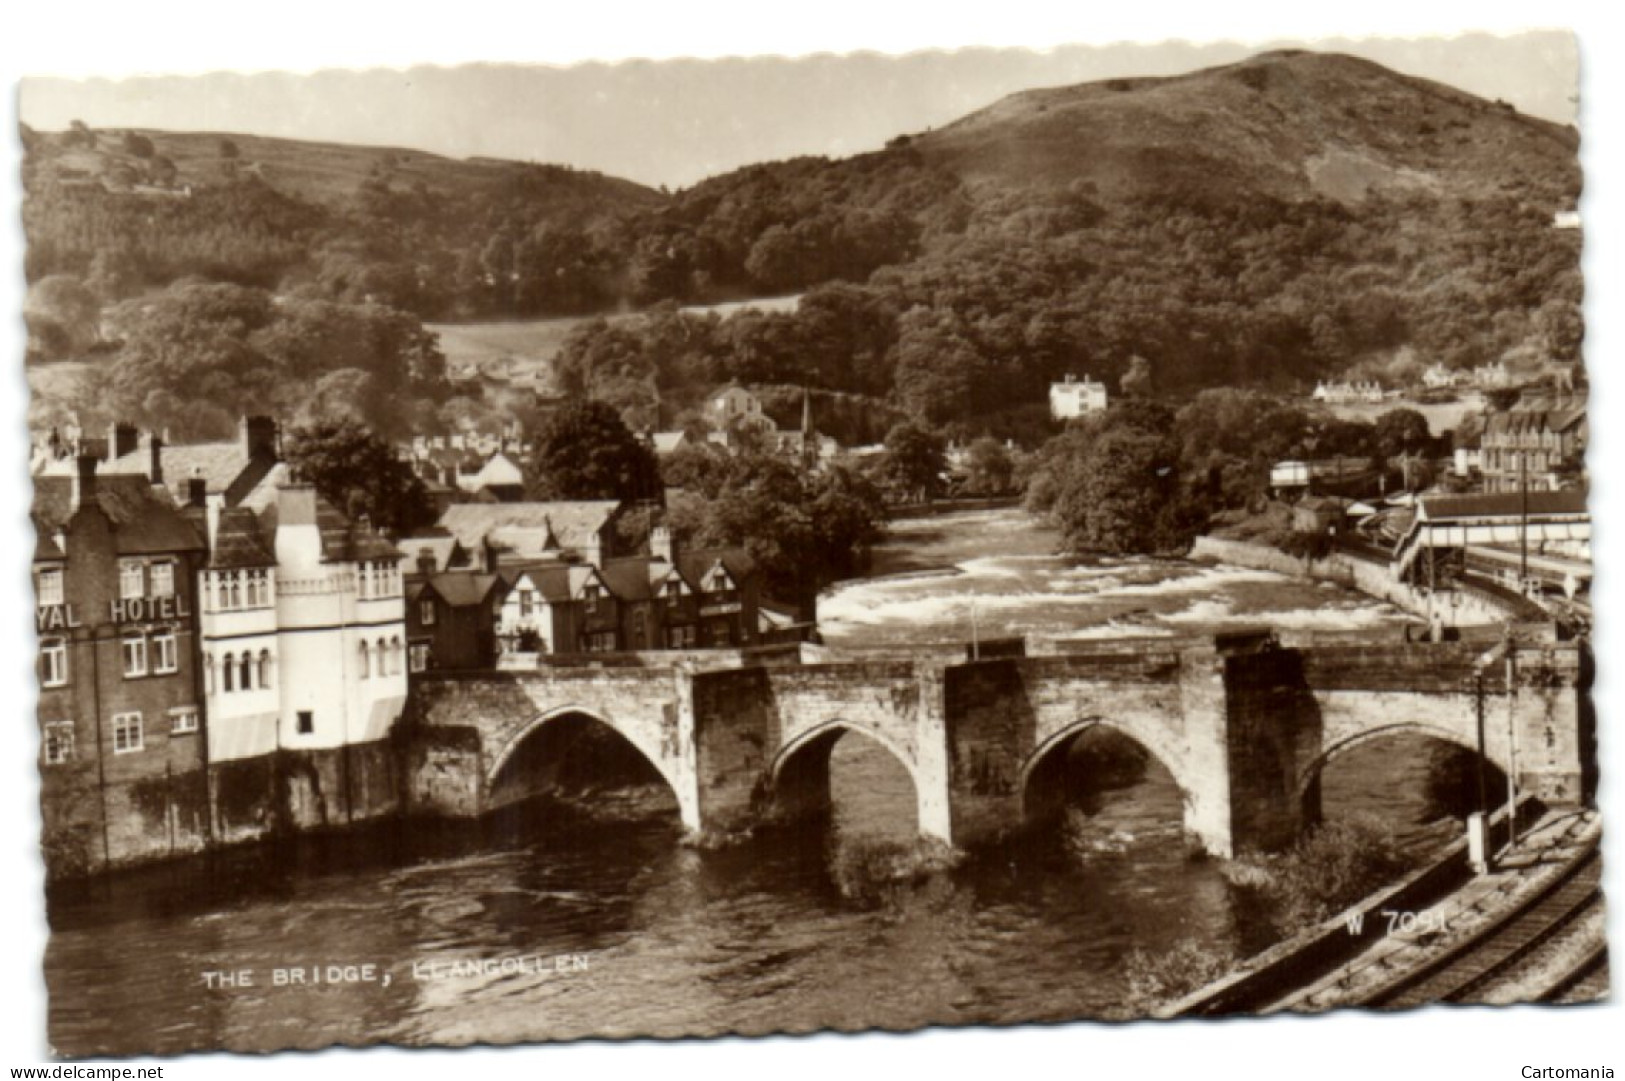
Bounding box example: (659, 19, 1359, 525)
(1189, 535, 1513, 627)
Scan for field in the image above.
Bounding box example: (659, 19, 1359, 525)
(1316, 390, 1486, 436)
(426, 294, 803, 393)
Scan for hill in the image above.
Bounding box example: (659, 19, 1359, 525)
(910, 50, 1577, 207)
(22, 50, 1584, 438)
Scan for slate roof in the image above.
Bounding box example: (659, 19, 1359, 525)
(32, 474, 205, 556)
(397, 533, 466, 575)
(677, 548, 758, 591)
(1418, 489, 1589, 521)
(500, 563, 600, 604)
(99, 440, 281, 507)
(598, 557, 661, 602)
(425, 572, 504, 609)
(1483, 406, 1588, 439)
(256, 492, 401, 563)
(191, 506, 277, 569)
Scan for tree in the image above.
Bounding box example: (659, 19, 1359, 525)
(283, 419, 437, 535)
(1119, 354, 1154, 398)
(24, 275, 101, 360)
(1373, 407, 1434, 461)
(1031, 401, 1207, 556)
(876, 420, 946, 503)
(526, 400, 661, 502)
(673, 449, 885, 613)
(122, 132, 155, 159)
(963, 437, 1014, 495)
(218, 138, 241, 160)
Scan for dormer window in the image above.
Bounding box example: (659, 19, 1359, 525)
(582, 585, 600, 613)
(665, 580, 682, 606)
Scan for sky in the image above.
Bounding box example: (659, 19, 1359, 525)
(17, 32, 1579, 190)
(2, 1, 1623, 1075)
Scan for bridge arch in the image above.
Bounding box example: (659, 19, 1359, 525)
(1018, 717, 1194, 822)
(485, 705, 685, 816)
(1297, 721, 1512, 808)
(767, 719, 921, 830)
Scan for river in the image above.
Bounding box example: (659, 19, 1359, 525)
(45, 508, 1462, 1055)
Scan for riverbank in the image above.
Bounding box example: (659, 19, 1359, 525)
(1189, 534, 1516, 630)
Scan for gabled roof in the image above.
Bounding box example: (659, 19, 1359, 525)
(440, 501, 620, 558)
(500, 562, 604, 604)
(397, 533, 466, 575)
(424, 572, 504, 608)
(32, 474, 205, 556)
(598, 557, 662, 602)
(677, 548, 758, 592)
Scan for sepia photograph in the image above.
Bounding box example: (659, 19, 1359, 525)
(3, 3, 1620, 1074)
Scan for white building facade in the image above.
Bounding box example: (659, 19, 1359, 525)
(1049, 374, 1109, 420)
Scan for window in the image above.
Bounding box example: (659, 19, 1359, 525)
(376, 637, 390, 676)
(119, 560, 145, 601)
(667, 625, 696, 649)
(249, 570, 270, 608)
(665, 581, 682, 606)
(420, 598, 437, 626)
(239, 652, 253, 691)
(121, 636, 148, 678)
(296, 711, 314, 735)
(582, 585, 600, 613)
(170, 707, 198, 735)
(518, 589, 533, 619)
(409, 643, 429, 673)
(43, 721, 74, 765)
(41, 638, 68, 687)
(359, 641, 371, 679)
(389, 636, 402, 676)
(112, 712, 143, 754)
(258, 650, 272, 689)
(36, 568, 64, 607)
(152, 630, 178, 674)
(222, 652, 235, 692)
(150, 561, 175, 598)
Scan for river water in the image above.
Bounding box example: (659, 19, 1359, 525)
(46, 508, 1459, 1056)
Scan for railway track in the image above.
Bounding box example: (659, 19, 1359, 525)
(1259, 811, 1606, 1014)
(1359, 846, 1604, 1008)
(1339, 822, 1605, 1007)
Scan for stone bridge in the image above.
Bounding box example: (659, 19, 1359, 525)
(402, 634, 1590, 857)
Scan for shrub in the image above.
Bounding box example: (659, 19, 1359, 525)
(1119, 938, 1239, 1016)
(1225, 815, 1419, 937)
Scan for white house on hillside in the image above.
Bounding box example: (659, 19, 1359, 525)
(1049, 374, 1108, 420)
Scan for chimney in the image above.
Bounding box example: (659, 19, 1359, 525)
(186, 469, 207, 508)
(241, 415, 279, 461)
(108, 421, 139, 459)
(70, 453, 99, 513)
(205, 493, 224, 551)
(274, 483, 324, 569)
(416, 547, 437, 576)
(146, 431, 164, 485)
(650, 524, 674, 564)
